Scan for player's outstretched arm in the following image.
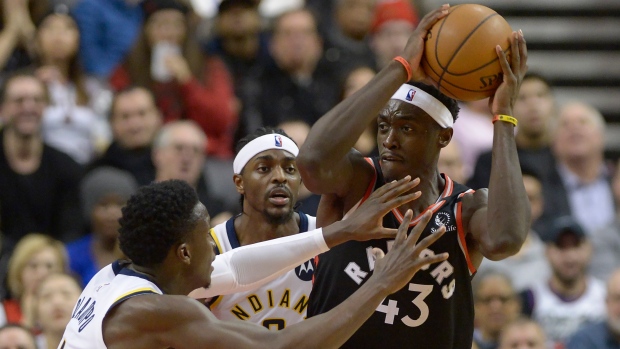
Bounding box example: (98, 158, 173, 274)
(190, 176, 421, 298)
(103, 211, 448, 349)
(465, 29, 530, 261)
(297, 5, 449, 199)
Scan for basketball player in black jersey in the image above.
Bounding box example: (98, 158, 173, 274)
(297, 4, 530, 349)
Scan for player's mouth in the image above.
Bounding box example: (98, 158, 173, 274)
(380, 152, 404, 162)
(268, 187, 291, 205)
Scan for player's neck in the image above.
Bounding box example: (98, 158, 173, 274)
(399, 170, 444, 215)
(128, 264, 185, 296)
(234, 211, 300, 246)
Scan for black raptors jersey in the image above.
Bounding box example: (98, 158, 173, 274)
(308, 158, 476, 349)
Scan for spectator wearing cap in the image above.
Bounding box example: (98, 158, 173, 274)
(369, 0, 419, 70)
(72, 0, 144, 78)
(203, 0, 269, 146)
(66, 167, 137, 286)
(205, 0, 268, 89)
(521, 216, 606, 348)
(110, 0, 238, 159)
(566, 267, 620, 349)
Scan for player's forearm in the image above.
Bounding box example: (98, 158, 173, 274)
(191, 229, 329, 298)
(487, 121, 530, 257)
(298, 62, 406, 173)
(274, 276, 389, 349)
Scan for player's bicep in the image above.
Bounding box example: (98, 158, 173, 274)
(302, 149, 373, 198)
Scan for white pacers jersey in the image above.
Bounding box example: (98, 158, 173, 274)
(209, 213, 316, 330)
(530, 277, 606, 344)
(58, 261, 163, 349)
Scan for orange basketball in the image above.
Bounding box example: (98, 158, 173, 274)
(422, 4, 513, 101)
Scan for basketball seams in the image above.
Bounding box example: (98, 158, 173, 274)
(422, 4, 512, 101)
(437, 13, 500, 86)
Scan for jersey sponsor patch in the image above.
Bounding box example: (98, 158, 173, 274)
(295, 259, 315, 281)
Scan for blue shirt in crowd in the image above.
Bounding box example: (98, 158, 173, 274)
(72, 0, 144, 78)
(66, 235, 98, 287)
(566, 321, 620, 349)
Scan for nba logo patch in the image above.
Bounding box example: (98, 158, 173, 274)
(406, 89, 416, 101)
(274, 135, 283, 147)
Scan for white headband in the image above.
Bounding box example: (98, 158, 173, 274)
(390, 84, 453, 128)
(233, 134, 299, 174)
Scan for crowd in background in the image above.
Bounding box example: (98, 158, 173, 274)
(0, 0, 618, 348)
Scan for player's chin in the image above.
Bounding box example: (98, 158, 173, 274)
(381, 163, 406, 183)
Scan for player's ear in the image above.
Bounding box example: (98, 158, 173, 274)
(233, 174, 244, 195)
(438, 127, 453, 148)
(177, 243, 191, 265)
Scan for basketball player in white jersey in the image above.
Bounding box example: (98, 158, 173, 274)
(59, 168, 450, 347)
(207, 127, 316, 328)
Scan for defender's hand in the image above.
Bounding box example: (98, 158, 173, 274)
(401, 4, 450, 82)
(344, 175, 421, 242)
(371, 210, 448, 295)
(489, 30, 528, 116)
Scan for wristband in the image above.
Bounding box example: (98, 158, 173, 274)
(393, 56, 413, 81)
(492, 114, 518, 127)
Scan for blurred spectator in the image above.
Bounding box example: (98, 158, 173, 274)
(521, 216, 606, 347)
(438, 141, 467, 184)
(478, 169, 550, 291)
(322, 0, 377, 75)
(152, 120, 235, 222)
(0, 71, 84, 253)
(71, 0, 144, 78)
(498, 317, 547, 349)
(566, 267, 620, 349)
(240, 8, 341, 135)
(341, 65, 377, 156)
(205, 0, 265, 147)
(0, 0, 49, 78)
(33, 273, 81, 349)
(35, 6, 112, 164)
(66, 167, 136, 286)
(89, 86, 161, 186)
(0, 324, 37, 349)
(451, 98, 493, 179)
(473, 270, 521, 349)
(1, 234, 67, 328)
(369, 0, 418, 70)
(553, 101, 615, 235)
(468, 73, 565, 233)
(206, 0, 268, 89)
(110, 0, 238, 159)
(589, 158, 620, 281)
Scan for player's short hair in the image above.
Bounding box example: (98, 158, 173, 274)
(119, 180, 201, 267)
(405, 80, 460, 123)
(235, 127, 298, 207)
